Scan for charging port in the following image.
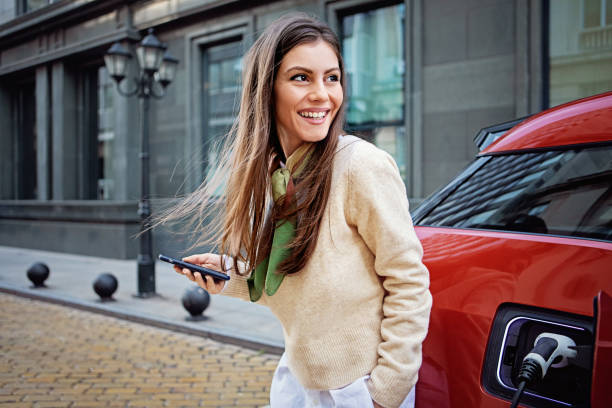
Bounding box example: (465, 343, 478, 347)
(482, 303, 593, 407)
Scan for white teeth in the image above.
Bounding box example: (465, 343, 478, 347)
(300, 111, 326, 118)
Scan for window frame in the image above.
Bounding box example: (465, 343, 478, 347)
(545, 0, 612, 109)
(8, 75, 38, 199)
(78, 62, 118, 200)
(17, 0, 58, 15)
(200, 37, 243, 177)
(184, 19, 253, 193)
(326, 0, 423, 196)
(79, 64, 99, 200)
(333, 0, 407, 130)
(581, 0, 609, 29)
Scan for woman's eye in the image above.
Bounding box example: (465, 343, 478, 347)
(327, 74, 339, 82)
(291, 74, 307, 82)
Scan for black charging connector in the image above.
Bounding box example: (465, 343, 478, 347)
(509, 333, 577, 408)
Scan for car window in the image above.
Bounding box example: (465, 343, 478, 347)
(417, 145, 612, 242)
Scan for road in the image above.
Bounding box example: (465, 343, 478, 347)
(0, 293, 279, 407)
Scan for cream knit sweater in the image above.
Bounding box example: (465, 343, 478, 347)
(223, 135, 432, 408)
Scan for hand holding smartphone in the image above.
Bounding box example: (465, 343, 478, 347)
(159, 254, 230, 281)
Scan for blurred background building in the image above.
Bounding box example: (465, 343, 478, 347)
(1, 0, 611, 258)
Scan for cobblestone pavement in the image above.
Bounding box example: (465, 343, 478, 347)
(0, 293, 280, 408)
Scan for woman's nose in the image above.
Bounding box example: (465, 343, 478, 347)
(308, 79, 328, 102)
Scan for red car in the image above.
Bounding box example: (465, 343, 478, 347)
(411, 92, 612, 408)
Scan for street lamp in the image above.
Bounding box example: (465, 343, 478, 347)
(104, 28, 179, 298)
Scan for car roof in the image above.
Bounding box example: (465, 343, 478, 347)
(480, 91, 612, 154)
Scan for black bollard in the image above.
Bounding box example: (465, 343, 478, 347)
(27, 263, 50, 288)
(93, 273, 118, 301)
(182, 286, 210, 321)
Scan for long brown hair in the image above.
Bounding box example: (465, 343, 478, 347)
(155, 14, 346, 276)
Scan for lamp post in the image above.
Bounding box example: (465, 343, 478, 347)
(104, 29, 179, 298)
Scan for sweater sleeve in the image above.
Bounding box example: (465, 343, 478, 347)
(220, 270, 252, 302)
(219, 259, 266, 305)
(347, 143, 432, 408)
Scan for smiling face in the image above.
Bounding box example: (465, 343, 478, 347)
(273, 39, 344, 158)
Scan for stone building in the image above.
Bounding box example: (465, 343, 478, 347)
(1, 0, 610, 258)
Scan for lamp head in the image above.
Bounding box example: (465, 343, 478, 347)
(156, 50, 179, 87)
(136, 28, 166, 74)
(103, 42, 132, 83)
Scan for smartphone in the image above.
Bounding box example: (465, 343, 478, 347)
(158, 254, 230, 281)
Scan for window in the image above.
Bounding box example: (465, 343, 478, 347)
(583, 0, 612, 28)
(340, 3, 407, 179)
(9, 78, 37, 199)
(96, 67, 115, 200)
(417, 146, 612, 242)
(80, 66, 115, 200)
(19, 0, 58, 14)
(201, 40, 243, 180)
(549, 0, 612, 107)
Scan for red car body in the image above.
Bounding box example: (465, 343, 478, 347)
(413, 92, 612, 408)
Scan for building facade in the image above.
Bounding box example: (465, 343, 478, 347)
(1, 0, 611, 258)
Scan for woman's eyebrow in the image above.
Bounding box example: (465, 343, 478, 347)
(285, 66, 340, 74)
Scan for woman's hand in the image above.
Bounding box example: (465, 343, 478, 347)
(173, 253, 227, 294)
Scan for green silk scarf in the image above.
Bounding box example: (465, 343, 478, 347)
(247, 143, 313, 302)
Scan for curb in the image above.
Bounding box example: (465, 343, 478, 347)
(0, 283, 284, 356)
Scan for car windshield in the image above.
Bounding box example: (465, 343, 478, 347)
(417, 145, 612, 242)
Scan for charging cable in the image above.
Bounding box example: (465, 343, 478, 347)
(509, 332, 577, 408)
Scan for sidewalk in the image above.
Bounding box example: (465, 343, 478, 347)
(0, 245, 284, 355)
(1, 294, 279, 407)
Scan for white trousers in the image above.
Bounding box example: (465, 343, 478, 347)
(270, 353, 415, 408)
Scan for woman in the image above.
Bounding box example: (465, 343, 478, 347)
(165, 13, 432, 408)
